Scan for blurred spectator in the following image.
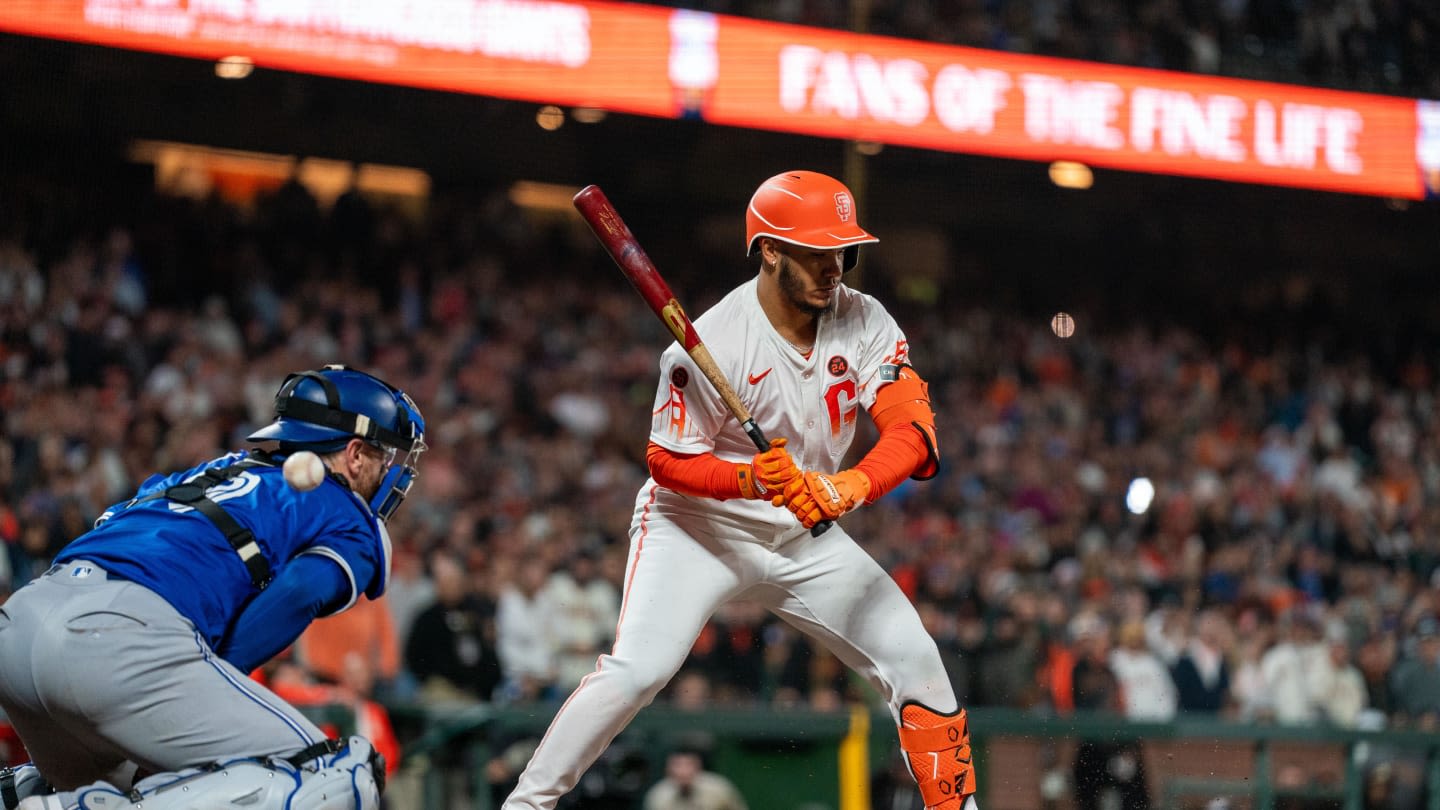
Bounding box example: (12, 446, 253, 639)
(764, 627, 849, 710)
(975, 608, 1043, 708)
(1310, 622, 1369, 729)
(10, 521, 59, 586)
(404, 551, 502, 704)
(1108, 619, 1178, 721)
(384, 545, 436, 660)
(1229, 618, 1275, 722)
(1355, 631, 1398, 717)
(541, 547, 619, 692)
(1143, 596, 1190, 668)
(642, 740, 748, 810)
(664, 669, 715, 711)
(686, 601, 769, 706)
(1068, 612, 1150, 810)
(1171, 609, 1232, 714)
(1390, 616, 1440, 727)
(1368, 614, 1439, 810)
(295, 594, 401, 700)
(916, 598, 976, 706)
(1070, 612, 1116, 714)
(1259, 611, 1329, 724)
(495, 557, 558, 703)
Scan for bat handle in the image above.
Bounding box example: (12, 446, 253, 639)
(742, 419, 833, 537)
(741, 420, 769, 453)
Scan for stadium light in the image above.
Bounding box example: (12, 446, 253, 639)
(536, 105, 565, 131)
(509, 180, 584, 213)
(1049, 161, 1093, 190)
(1126, 477, 1155, 515)
(214, 55, 253, 80)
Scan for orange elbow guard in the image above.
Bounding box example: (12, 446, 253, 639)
(869, 365, 939, 480)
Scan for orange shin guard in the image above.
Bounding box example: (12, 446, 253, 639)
(898, 701, 976, 809)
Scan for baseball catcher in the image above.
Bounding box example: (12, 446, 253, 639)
(0, 365, 425, 810)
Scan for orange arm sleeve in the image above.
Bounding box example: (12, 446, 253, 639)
(854, 425, 933, 501)
(647, 442, 745, 500)
(854, 365, 940, 499)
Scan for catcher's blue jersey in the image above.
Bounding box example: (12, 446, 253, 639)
(57, 451, 391, 650)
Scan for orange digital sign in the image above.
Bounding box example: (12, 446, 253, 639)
(3, 0, 1436, 199)
(704, 17, 1427, 199)
(0, 0, 680, 116)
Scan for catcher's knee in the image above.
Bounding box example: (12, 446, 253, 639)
(288, 736, 384, 810)
(2, 764, 50, 810)
(898, 700, 977, 810)
(19, 737, 383, 810)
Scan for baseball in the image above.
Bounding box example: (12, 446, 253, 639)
(282, 450, 326, 491)
(1051, 311, 1076, 339)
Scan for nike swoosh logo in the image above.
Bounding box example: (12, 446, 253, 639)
(748, 368, 773, 385)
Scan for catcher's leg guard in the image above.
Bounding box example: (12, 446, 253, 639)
(1, 764, 50, 810)
(898, 701, 977, 810)
(18, 737, 382, 810)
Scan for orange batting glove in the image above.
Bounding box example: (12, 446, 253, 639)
(777, 469, 872, 528)
(737, 438, 802, 500)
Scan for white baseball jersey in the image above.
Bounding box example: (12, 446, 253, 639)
(636, 276, 912, 533)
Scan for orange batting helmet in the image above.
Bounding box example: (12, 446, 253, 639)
(746, 170, 877, 272)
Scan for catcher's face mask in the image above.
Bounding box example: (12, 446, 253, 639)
(371, 392, 426, 522)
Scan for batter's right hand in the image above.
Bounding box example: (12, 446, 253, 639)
(778, 469, 872, 528)
(737, 438, 801, 499)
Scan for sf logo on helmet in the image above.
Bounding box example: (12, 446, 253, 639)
(834, 192, 852, 222)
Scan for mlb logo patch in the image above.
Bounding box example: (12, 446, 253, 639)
(833, 192, 852, 222)
(70, 565, 93, 578)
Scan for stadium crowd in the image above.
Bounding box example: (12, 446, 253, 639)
(666, 0, 1440, 99)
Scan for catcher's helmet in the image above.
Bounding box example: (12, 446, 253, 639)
(745, 170, 877, 272)
(248, 365, 426, 520)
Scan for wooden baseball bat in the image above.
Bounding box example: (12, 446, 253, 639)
(573, 184, 831, 536)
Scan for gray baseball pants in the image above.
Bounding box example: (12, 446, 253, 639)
(0, 561, 326, 791)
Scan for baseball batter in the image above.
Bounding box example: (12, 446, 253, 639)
(502, 171, 977, 810)
(0, 366, 426, 810)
